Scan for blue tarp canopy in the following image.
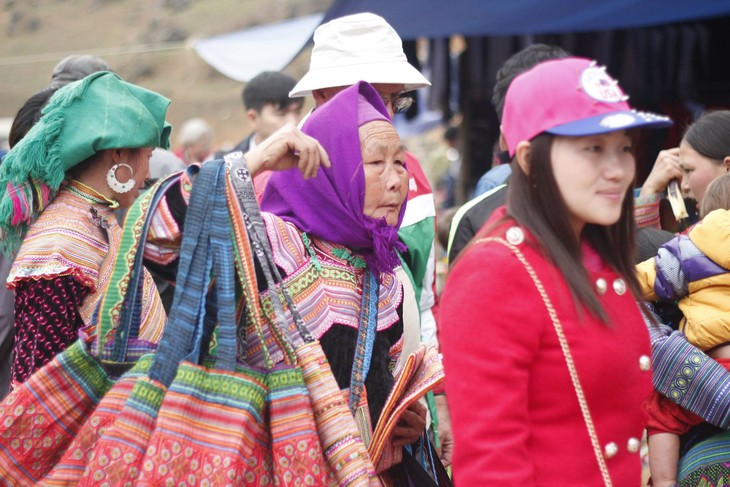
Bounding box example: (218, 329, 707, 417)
(321, 0, 730, 38)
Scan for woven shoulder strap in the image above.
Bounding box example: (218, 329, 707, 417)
(224, 152, 313, 346)
(475, 236, 612, 487)
(97, 172, 180, 362)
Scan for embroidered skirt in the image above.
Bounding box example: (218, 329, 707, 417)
(679, 429, 730, 486)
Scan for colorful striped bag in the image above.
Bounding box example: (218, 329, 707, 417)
(0, 175, 179, 485)
(130, 159, 280, 485)
(53, 160, 257, 486)
(226, 172, 329, 486)
(226, 153, 382, 486)
(136, 160, 328, 485)
(39, 167, 213, 486)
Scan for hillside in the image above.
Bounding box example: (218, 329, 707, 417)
(0, 0, 331, 149)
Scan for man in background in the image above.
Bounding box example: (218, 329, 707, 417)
(220, 71, 304, 201)
(447, 44, 569, 264)
(174, 117, 214, 165)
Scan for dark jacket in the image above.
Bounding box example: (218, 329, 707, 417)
(448, 184, 507, 265)
(214, 133, 254, 160)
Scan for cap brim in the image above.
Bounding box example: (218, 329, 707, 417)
(289, 61, 430, 98)
(547, 110, 672, 137)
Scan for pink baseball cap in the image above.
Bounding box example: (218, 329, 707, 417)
(502, 57, 672, 157)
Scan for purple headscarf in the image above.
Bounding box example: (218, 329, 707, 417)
(261, 81, 407, 274)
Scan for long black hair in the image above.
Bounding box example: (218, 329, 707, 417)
(507, 133, 645, 324)
(683, 110, 730, 162)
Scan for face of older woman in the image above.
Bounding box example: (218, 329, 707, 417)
(359, 121, 408, 226)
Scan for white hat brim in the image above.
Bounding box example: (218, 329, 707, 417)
(289, 60, 431, 98)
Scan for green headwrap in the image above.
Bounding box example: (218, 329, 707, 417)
(0, 71, 172, 255)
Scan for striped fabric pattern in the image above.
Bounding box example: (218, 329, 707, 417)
(245, 213, 402, 367)
(226, 177, 276, 368)
(0, 181, 175, 485)
(74, 377, 166, 486)
(143, 168, 193, 268)
(651, 330, 730, 427)
(634, 193, 662, 229)
(8, 181, 119, 325)
(44, 165, 231, 485)
(678, 428, 730, 484)
(268, 365, 329, 485)
(40, 354, 156, 485)
(144, 196, 182, 266)
(9, 180, 167, 347)
(296, 341, 379, 486)
(0, 340, 114, 483)
(263, 212, 402, 332)
(96, 177, 174, 355)
(369, 344, 445, 471)
(0, 177, 177, 484)
(227, 170, 330, 486)
(225, 154, 384, 486)
(135, 361, 269, 485)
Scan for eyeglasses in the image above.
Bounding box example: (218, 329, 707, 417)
(381, 91, 415, 113)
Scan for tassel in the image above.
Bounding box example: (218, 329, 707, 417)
(0, 87, 70, 255)
(9, 185, 27, 226)
(4, 179, 54, 227)
(301, 232, 322, 273)
(363, 217, 407, 276)
(332, 247, 367, 269)
(0, 73, 87, 196)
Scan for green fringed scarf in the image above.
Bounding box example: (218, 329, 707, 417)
(0, 71, 172, 255)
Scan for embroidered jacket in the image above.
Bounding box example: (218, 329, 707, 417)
(7, 181, 166, 382)
(249, 212, 404, 367)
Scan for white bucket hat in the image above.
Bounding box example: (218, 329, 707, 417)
(289, 12, 431, 98)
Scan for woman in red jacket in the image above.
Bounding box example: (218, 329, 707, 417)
(439, 57, 671, 486)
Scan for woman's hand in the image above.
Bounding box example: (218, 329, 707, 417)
(244, 123, 330, 179)
(391, 400, 427, 447)
(639, 148, 682, 197)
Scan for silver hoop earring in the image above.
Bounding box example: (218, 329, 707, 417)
(106, 163, 135, 194)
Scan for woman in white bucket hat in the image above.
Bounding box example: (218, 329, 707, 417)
(289, 13, 430, 99)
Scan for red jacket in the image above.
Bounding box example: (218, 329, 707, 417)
(440, 209, 652, 486)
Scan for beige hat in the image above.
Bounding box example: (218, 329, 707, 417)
(289, 13, 431, 98)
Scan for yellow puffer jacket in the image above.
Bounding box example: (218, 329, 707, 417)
(636, 209, 730, 351)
